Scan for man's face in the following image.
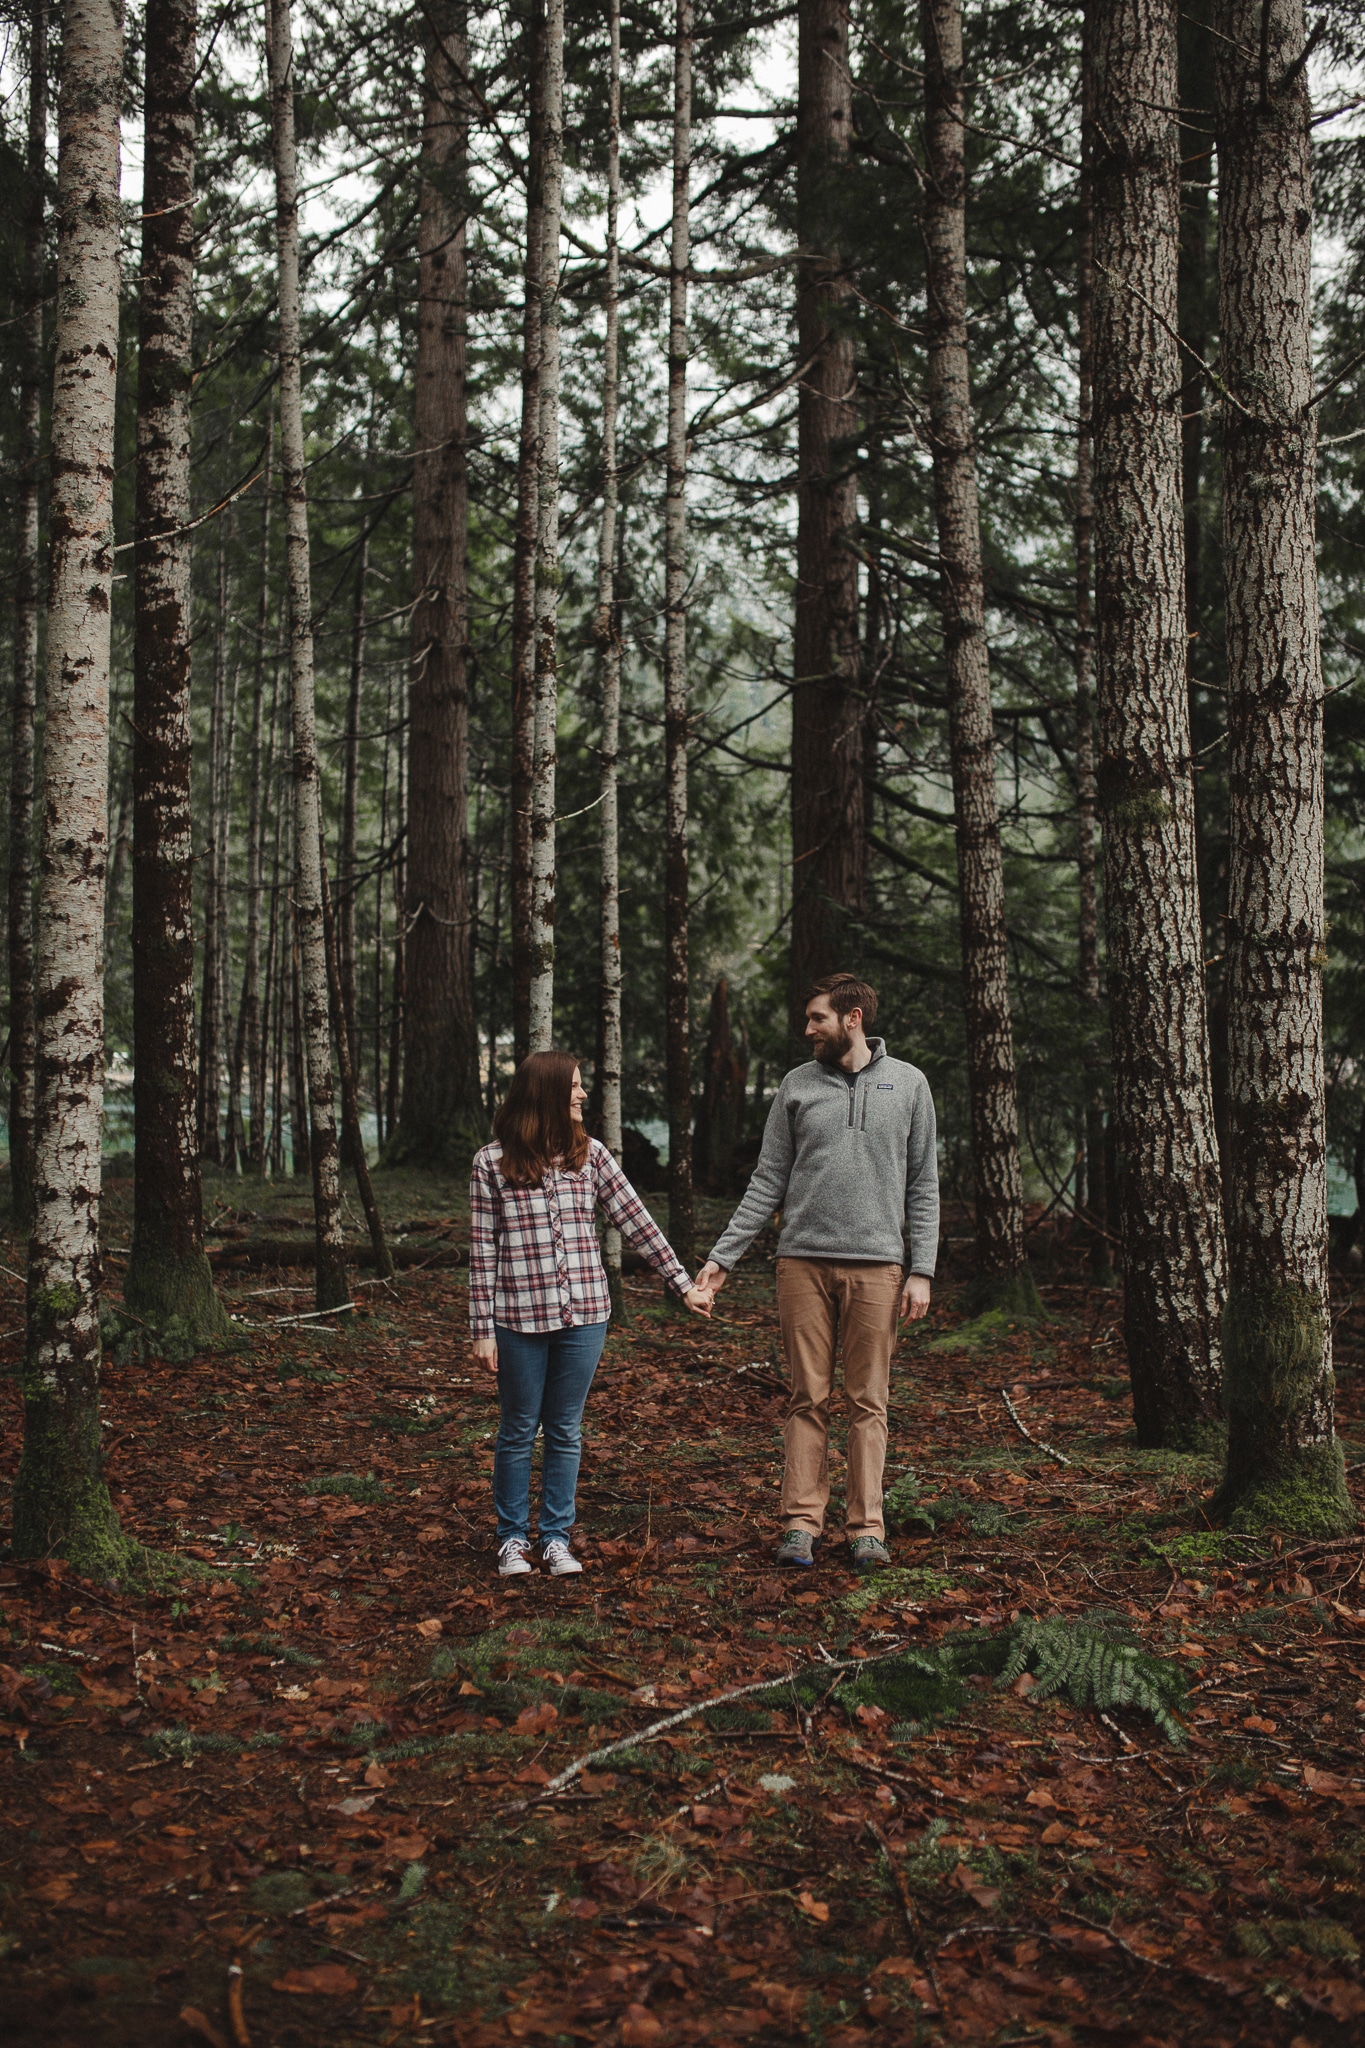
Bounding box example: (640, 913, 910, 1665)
(805, 998, 860, 1064)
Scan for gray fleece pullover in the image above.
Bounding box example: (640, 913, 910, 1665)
(706, 1039, 940, 1276)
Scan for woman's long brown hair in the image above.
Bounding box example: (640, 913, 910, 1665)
(493, 1050, 590, 1187)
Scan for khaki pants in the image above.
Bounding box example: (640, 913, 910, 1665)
(775, 1258, 902, 1541)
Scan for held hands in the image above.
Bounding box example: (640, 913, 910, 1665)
(683, 1285, 713, 1318)
(694, 1260, 728, 1299)
(900, 1273, 931, 1323)
(472, 1336, 499, 1374)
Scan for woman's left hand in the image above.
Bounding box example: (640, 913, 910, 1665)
(683, 1287, 713, 1318)
(473, 1337, 499, 1373)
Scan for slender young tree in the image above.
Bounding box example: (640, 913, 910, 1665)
(125, 0, 228, 1340)
(337, 424, 370, 1168)
(12, 0, 131, 1571)
(510, 0, 545, 1064)
(527, 0, 565, 1050)
(922, 0, 1031, 1307)
(595, 0, 625, 1313)
(663, 0, 694, 1269)
(8, 0, 47, 1234)
(1074, 42, 1110, 1277)
(1213, 0, 1348, 1532)
(321, 859, 393, 1279)
(266, 0, 348, 1308)
(234, 402, 274, 1173)
(391, 0, 482, 1164)
(1089, 0, 1225, 1442)
(788, 0, 863, 1048)
(196, 534, 227, 1161)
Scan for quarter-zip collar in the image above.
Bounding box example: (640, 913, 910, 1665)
(826, 1037, 885, 1126)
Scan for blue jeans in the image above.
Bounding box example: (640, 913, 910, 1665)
(492, 1322, 608, 1546)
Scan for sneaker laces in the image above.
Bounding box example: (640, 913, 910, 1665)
(499, 1537, 530, 1558)
(543, 1539, 571, 1561)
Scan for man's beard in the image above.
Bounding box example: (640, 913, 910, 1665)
(813, 1022, 854, 1065)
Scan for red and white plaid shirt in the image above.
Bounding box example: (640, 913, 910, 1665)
(469, 1138, 691, 1337)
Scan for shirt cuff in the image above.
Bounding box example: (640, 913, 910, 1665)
(665, 1266, 692, 1299)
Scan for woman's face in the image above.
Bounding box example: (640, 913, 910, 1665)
(569, 1066, 588, 1122)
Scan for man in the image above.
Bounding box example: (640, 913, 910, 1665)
(696, 974, 938, 1571)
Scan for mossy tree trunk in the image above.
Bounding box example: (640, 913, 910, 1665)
(922, 0, 1033, 1311)
(1089, 0, 1227, 1442)
(13, 0, 133, 1575)
(125, 0, 229, 1346)
(1212, 0, 1349, 1535)
(267, 0, 349, 1311)
(8, 0, 46, 1237)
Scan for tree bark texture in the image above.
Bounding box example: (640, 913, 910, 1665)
(267, 0, 349, 1310)
(391, 0, 481, 1164)
(125, 0, 227, 1341)
(922, 0, 1029, 1299)
(1074, 45, 1111, 1278)
(321, 859, 394, 1279)
(1089, 0, 1226, 1441)
(8, 0, 47, 1234)
(510, 0, 545, 1066)
(12, 0, 131, 1573)
(663, 0, 694, 1270)
(789, 0, 863, 1052)
(236, 404, 274, 1174)
(596, 0, 624, 1312)
(197, 538, 227, 1162)
(337, 487, 368, 1168)
(696, 978, 748, 1196)
(1213, 0, 1348, 1533)
(527, 0, 565, 1052)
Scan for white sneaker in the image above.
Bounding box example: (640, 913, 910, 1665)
(498, 1537, 533, 1577)
(542, 1539, 583, 1577)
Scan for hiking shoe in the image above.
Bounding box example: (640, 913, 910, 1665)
(775, 1528, 816, 1568)
(542, 1539, 583, 1577)
(849, 1535, 891, 1573)
(498, 1537, 533, 1578)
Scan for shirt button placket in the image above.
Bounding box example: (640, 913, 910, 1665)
(547, 1174, 573, 1326)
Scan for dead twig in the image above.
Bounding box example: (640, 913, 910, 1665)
(226, 1959, 251, 2048)
(999, 1388, 1074, 1468)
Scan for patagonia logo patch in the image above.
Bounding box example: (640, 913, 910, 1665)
(877, 1082, 894, 1090)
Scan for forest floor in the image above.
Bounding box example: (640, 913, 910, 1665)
(3, 1167, 1365, 2048)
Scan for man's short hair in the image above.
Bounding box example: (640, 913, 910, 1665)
(803, 973, 878, 1026)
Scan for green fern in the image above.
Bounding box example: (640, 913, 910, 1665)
(996, 1616, 1187, 1745)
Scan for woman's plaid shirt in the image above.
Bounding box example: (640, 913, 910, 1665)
(469, 1138, 692, 1337)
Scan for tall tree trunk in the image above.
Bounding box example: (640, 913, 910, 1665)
(197, 534, 227, 1163)
(385, 683, 407, 1139)
(321, 857, 393, 1278)
(235, 404, 274, 1175)
(391, 0, 481, 1163)
(266, 0, 348, 1309)
(1074, 40, 1111, 1281)
(375, 668, 392, 1140)
(1089, 0, 1225, 1442)
(8, 0, 47, 1234)
(595, 0, 624, 1314)
(12, 0, 131, 1572)
(124, 0, 227, 1341)
(218, 613, 240, 1172)
(922, 0, 1031, 1306)
(527, 0, 565, 1051)
(337, 454, 368, 1169)
(789, 0, 863, 1052)
(1213, 0, 1348, 1533)
(510, 0, 545, 1065)
(663, 0, 694, 1269)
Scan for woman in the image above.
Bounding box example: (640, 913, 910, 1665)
(470, 1050, 711, 1577)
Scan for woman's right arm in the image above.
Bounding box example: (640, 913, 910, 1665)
(468, 1155, 500, 1365)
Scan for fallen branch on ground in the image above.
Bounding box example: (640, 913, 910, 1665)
(1000, 1387, 1075, 1468)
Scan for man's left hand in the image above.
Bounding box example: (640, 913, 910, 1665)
(900, 1274, 931, 1322)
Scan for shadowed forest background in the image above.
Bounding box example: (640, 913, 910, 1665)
(5, 0, 1365, 2040)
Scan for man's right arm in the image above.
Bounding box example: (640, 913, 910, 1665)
(699, 1086, 795, 1281)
